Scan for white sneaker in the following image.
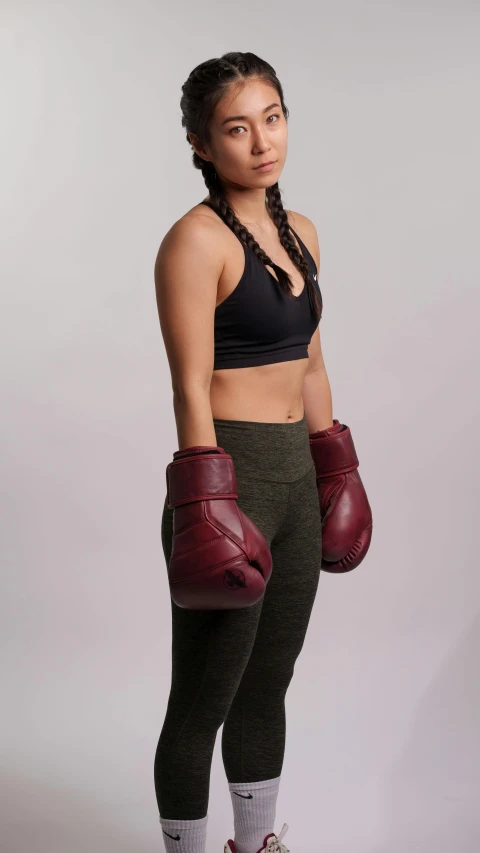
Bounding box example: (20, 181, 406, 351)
(224, 822, 290, 853)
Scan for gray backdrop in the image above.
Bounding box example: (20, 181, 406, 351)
(1, 1, 479, 852)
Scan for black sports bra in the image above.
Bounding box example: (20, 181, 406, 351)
(200, 201, 322, 370)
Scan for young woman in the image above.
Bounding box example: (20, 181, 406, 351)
(153, 52, 372, 853)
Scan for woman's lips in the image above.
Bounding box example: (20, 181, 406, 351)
(254, 161, 277, 172)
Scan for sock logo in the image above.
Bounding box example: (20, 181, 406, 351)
(232, 791, 253, 799)
(163, 831, 181, 840)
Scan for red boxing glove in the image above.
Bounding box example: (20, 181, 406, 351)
(165, 445, 273, 609)
(309, 421, 373, 573)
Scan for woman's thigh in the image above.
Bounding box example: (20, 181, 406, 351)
(231, 464, 323, 692)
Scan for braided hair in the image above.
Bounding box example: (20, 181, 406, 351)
(180, 51, 322, 324)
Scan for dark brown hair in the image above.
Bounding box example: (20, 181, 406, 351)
(180, 51, 322, 323)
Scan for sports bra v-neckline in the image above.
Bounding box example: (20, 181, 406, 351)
(198, 201, 322, 371)
(200, 200, 310, 300)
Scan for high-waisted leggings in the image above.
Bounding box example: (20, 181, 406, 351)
(154, 413, 322, 820)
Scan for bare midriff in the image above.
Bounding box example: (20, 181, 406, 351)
(209, 358, 308, 423)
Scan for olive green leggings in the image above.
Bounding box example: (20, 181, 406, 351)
(154, 414, 322, 819)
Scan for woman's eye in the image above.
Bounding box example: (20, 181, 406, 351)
(230, 114, 280, 135)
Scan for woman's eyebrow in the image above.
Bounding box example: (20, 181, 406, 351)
(221, 102, 281, 125)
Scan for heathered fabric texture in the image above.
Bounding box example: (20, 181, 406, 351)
(155, 414, 322, 819)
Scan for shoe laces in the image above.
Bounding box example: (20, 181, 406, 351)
(264, 823, 290, 853)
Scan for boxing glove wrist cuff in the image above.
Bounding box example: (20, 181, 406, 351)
(173, 445, 224, 460)
(309, 423, 359, 477)
(166, 449, 239, 509)
(310, 418, 344, 438)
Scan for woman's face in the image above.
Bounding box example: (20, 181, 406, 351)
(204, 78, 288, 190)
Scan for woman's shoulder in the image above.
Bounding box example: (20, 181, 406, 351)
(155, 201, 226, 261)
(285, 209, 320, 272)
(167, 200, 230, 248)
(162, 199, 220, 236)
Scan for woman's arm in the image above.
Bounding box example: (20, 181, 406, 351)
(286, 211, 333, 432)
(302, 326, 334, 432)
(154, 216, 223, 450)
(287, 210, 333, 432)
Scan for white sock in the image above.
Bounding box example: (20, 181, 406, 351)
(228, 776, 281, 853)
(159, 814, 208, 853)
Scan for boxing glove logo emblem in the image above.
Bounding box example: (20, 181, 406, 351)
(223, 568, 247, 590)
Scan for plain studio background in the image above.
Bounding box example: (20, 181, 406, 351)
(1, 2, 479, 852)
